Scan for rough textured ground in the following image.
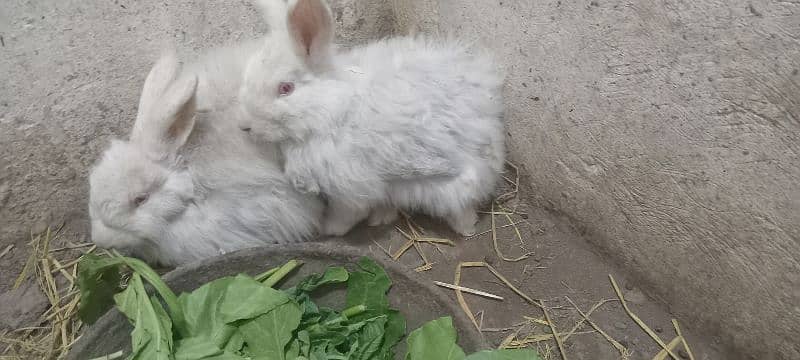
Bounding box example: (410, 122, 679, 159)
(1, 0, 795, 359)
(340, 178, 732, 359)
(393, 1, 800, 358)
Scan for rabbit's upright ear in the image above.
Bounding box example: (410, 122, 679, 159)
(132, 54, 199, 154)
(155, 74, 198, 153)
(135, 53, 182, 125)
(286, 0, 334, 71)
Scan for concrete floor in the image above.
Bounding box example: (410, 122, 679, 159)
(336, 178, 732, 359)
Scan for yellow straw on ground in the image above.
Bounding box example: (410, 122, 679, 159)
(565, 296, 630, 359)
(652, 336, 683, 360)
(609, 275, 679, 360)
(490, 203, 530, 262)
(672, 319, 696, 360)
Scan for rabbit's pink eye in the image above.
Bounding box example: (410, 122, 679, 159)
(133, 194, 149, 207)
(278, 82, 294, 96)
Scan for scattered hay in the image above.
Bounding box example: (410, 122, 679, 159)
(433, 281, 504, 301)
(653, 336, 683, 360)
(672, 319, 695, 360)
(565, 296, 630, 358)
(88, 349, 124, 360)
(0, 245, 13, 259)
(489, 203, 532, 262)
(380, 159, 701, 360)
(390, 213, 455, 271)
(609, 274, 680, 360)
(1, 227, 96, 360)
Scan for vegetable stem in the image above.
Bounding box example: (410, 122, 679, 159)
(254, 266, 280, 282)
(110, 251, 184, 329)
(262, 260, 303, 288)
(341, 304, 367, 319)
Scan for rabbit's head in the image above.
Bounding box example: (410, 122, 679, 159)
(239, 0, 338, 142)
(89, 54, 199, 258)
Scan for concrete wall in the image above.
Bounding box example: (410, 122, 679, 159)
(390, 0, 799, 358)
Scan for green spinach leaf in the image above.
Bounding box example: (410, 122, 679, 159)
(404, 317, 465, 360)
(114, 273, 174, 360)
(239, 301, 302, 359)
(177, 276, 237, 345)
(77, 254, 124, 324)
(346, 258, 392, 320)
(218, 274, 291, 323)
(78, 254, 182, 327)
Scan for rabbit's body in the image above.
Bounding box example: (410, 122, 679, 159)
(89, 49, 323, 266)
(279, 38, 505, 235)
(239, 0, 505, 236)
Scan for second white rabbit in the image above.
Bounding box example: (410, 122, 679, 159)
(238, 0, 506, 236)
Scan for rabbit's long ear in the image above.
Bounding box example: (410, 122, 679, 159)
(286, 0, 334, 71)
(135, 53, 182, 125)
(132, 54, 198, 154)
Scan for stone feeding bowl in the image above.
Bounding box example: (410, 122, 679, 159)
(68, 243, 487, 359)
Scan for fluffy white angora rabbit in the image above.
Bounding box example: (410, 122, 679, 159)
(238, 0, 506, 237)
(88, 51, 323, 266)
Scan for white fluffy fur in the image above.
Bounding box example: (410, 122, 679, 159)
(89, 41, 324, 266)
(238, 0, 506, 236)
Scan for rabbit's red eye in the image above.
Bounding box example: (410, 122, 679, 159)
(133, 194, 149, 207)
(278, 82, 294, 96)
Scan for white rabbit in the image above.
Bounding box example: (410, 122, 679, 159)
(237, 0, 506, 236)
(88, 52, 324, 266)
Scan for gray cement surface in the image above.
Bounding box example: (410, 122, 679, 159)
(0, 0, 796, 359)
(392, 0, 800, 358)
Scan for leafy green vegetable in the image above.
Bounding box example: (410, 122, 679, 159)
(78, 255, 539, 360)
(78, 253, 183, 328)
(176, 276, 238, 346)
(77, 254, 124, 324)
(346, 258, 392, 320)
(404, 317, 539, 360)
(114, 273, 174, 360)
(218, 274, 290, 323)
(346, 257, 406, 359)
(261, 259, 302, 288)
(222, 331, 245, 355)
(291, 266, 349, 294)
(350, 315, 387, 360)
(405, 317, 466, 360)
(253, 266, 279, 283)
(174, 337, 236, 360)
(238, 301, 302, 359)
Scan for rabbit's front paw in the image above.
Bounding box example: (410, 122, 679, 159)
(290, 174, 320, 195)
(367, 206, 399, 226)
(323, 219, 353, 237)
(446, 208, 478, 236)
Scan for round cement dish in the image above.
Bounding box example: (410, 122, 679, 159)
(68, 243, 488, 359)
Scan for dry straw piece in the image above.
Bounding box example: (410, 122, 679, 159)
(608, 274, 680, 360)
(1, 226, 96, 360)
(391, 214, 454, 271)
(672, 319, 695, 360)
(433, 281, 504, 301)
(565, 296, 630, 359)
(653, 336, 684, 360)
